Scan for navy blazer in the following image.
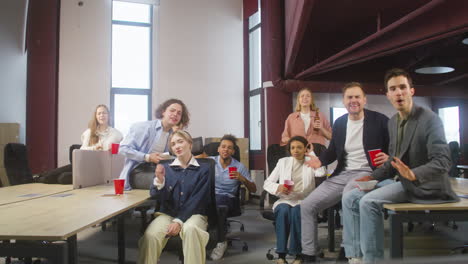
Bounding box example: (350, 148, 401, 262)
(150, 159, 212, 222)
(320, 109, 390, 176)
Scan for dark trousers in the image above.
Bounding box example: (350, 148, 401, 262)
(215, 194, 238, 242)
(275, 203, 302, 255)
(37, 164, 72, 184)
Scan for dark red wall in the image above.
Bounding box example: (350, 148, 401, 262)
(26, 0, 60, 173)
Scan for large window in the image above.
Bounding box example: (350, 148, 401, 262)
(331, 107, 347, 125)
(111, 0, 153, 135)
(248, 8, 262, 151)
(439, 106, 460, 144)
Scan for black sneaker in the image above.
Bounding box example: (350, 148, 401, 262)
(336, 247, 347, 263)
(302, 254, 316, 263)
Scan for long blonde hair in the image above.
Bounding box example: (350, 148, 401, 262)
(295, 88, 316, 112)
(88, 104, 109, 146)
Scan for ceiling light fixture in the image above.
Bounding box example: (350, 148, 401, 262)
(462, 38, 468, 45)
(415, 66, 454, 74)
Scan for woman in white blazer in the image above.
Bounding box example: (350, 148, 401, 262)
(264, 136, 326, 264)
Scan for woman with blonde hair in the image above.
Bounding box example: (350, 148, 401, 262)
(39, 104, 122, 184)
(139, 130, 212, 264)
(281, 88, 332, 147)
(80, 104, 123, 150)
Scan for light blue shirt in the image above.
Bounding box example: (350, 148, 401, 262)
(210, 156, 251, 197)
(119, 119, 173, 190)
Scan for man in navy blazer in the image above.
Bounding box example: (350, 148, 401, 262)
(301, 82, 390, 263)
(341, 68, 459, 263)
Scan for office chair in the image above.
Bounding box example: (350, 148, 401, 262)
(3, 143, 34, 186)
(262, 143, 332, 260)
(3, 144, 41, 264)
(202, 142, 249, 252)
(149, 158, 224, 263)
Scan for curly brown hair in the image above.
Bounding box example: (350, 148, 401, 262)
(155, 99, 190, 129)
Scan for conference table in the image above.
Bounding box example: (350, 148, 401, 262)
(0, 184, 149, 264)
(383, 178, 468, 258)
(0, 183, 73, 206)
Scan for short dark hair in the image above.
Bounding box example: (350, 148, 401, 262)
(220, 134, 237, 149)
(342, 82, 366, 96)
(286, 136, 308, 154)
(384, 68, 413, 91)
(155, 98, 190, 128)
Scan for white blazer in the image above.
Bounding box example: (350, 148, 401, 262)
(263, 154, 326, 210)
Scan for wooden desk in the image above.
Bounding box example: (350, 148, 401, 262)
(0, 184, 149, 264)
(383, 178, 468, 259)
(0, 183, 73, 206)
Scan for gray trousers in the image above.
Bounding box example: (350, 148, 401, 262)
(300, 169, 372, 255)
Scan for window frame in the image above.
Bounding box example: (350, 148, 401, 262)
(248, 10, 263, 152)
(110, 1, 154, 128)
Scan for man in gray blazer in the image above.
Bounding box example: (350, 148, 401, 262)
(341, 68, 459, 264)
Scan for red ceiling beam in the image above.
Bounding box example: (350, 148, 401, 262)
(295, 0, 450, 79)
(284, 0, 315, 78)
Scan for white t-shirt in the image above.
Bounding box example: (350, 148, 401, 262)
(344, 117, 370, 171)
(300, 112, 311, 134)
(80, 127, 123, 151)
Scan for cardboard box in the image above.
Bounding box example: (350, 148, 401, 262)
(250, 170, 264, 196)
(0, 123, 19, 144)
(205, 137, 250, 170)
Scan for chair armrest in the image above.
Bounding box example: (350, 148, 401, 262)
(260, 190, 268, 209)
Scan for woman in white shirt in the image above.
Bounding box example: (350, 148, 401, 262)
(264, 136, 325, 264)
(80, 104, 123, 151)
(38, 104, 122, 184)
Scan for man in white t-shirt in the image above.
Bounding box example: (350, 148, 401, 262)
(300, 82, 390, 263)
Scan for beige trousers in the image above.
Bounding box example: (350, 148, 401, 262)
(138, 213, 209, 264)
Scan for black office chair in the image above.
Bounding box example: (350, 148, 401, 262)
(151, 158, 224, 263)
(449, 141, 462, 178)
(3, 143, 34, 186)
(202, 142, 249, 251)
(3, 143, 41, 264)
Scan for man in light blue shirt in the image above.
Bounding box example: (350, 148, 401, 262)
(208, 134, 256, 260)
(119, 99, 190, 190)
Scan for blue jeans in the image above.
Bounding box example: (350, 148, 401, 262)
(342, 180, 407, 262)
(275, 203, 301, 255)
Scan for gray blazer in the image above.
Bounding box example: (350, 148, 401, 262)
(373, 104, 459, 204)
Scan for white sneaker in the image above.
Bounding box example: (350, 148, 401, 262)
(348, 258, 363, 264)
(210, 241, 228, 260)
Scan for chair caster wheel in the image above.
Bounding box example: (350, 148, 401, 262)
(266, 253, 274, 260)
(242, 243, 248, 251)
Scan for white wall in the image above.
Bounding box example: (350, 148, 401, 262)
(0, 0, 28, 143)
(156, 0, 244, 138)
(58, 0, 244, 166)
(58, 0, 112, 166)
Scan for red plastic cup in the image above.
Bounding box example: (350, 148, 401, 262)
(284, 179, 294, 191)
(368, 149, 382, 167)
(228, 167, 237, 179)
(111, 143, 120, 154)
(114, 179, 125, 195)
